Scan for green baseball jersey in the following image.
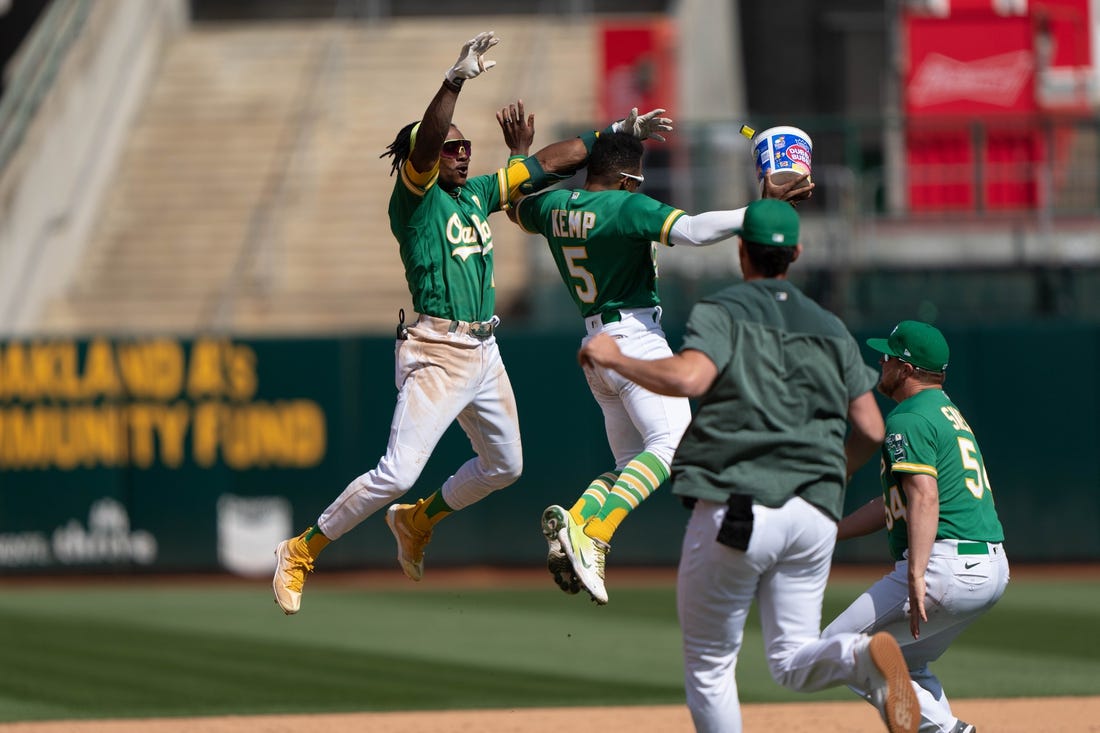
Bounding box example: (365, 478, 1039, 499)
(881, 388, 1005, 560)
(389, 161, 511, 322)
(671, 279, 878, 521)
(515, 189, 685, 317)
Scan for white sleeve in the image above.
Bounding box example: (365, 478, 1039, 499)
(669, 207, 747, 247)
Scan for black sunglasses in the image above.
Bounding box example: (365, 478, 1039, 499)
(441, 139, 472, 159)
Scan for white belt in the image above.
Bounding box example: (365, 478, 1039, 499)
(584, 306, 662, 336)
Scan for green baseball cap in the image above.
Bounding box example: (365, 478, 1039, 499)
(867, 320, 949, 372)
(738, 199, 799, 247)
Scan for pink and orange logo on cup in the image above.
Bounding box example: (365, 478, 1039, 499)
(750, 125, 813, 185)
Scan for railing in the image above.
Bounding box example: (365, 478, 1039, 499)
(0, 0, 91, 175)
(531, 113, 1100, 330)
(683, 113, 1100, 220)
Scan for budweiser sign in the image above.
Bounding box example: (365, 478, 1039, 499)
(908, 50, 1034, 107)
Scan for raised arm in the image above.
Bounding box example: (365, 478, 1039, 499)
(504, 107, 674, 189)
(497, 99, 535, 158)
(408, 31, 499, 173)
(762, 171, 815, 204)
(542, 106, 673, 175)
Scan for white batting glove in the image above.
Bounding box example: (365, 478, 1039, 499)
(611, 107, 674, 142)
(445, 31, 500, 85)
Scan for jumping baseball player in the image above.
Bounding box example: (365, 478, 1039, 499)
(823, 321, 1009, 733)
(514, 132, 813, 605)
(272, 31, 674, 615)
(578, 199, 919, 733)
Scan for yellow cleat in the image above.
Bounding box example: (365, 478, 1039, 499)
(385, 500, 433, 581)
(272, 535, 315, 615)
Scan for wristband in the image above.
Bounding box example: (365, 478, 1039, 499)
(507, 154, 525, 165)
(578, 130, 599, 154)
(442, 76, 464, 93)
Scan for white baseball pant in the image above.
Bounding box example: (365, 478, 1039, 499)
(678, 497, 879, 733)
(580, 306, 691, 467)
(822, 539, 1010, 732)
(317, 315, 522, 539)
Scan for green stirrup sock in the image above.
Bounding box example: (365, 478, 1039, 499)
(422, 490, 454, 526)
(587, 452, 670, 543)
(569, 471, 619, 524)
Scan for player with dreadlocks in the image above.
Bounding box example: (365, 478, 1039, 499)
(273, 31, 672, 614)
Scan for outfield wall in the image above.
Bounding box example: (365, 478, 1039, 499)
(0, 325, 1096, 575)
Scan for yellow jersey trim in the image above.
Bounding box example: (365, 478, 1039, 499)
(892, 461, 938, 478)
(658, 209, 687, 245)
(500, 160, 533, 210)
(400, 158, 439, 195)
(513, 195, 539, 234)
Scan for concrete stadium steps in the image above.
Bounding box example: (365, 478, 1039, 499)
(39, 17, 598, 335)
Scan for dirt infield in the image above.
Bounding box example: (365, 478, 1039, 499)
(2, 697, 1098, 732)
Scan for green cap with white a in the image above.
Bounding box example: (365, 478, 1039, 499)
(866, 320, 949, 372)
(738, 199, 799, 247)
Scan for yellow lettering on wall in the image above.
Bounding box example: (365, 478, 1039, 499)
(117, 340, 185, 400)
(187, 340, 258, 400)
(192, 402, 220, 468)
(77, 405, 127, 467)
(30, 342, 80, 400)
(0, 343, 29, 401)
(188, 399, 326, 470)
(155, 403, 190, 468)
(287, 400, 326, 466)
(1, 406, 43, 467)
(226, 343, 258, 400)
(54, 405, 79, 470)
(187, 340, 226, 398)
(0, 337, 328, 471)
(61, 342, 82, 399)
(80, 340, 123, 399)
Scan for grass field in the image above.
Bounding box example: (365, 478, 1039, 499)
(0, 571, 1097, 723)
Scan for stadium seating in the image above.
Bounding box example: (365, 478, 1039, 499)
(38, 17, 597, 335)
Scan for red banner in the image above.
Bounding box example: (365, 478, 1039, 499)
(902, 0, 1090, 211)
(598, 20, 676, 123)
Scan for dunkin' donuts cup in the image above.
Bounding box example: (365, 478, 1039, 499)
(752, 126, 812, 186)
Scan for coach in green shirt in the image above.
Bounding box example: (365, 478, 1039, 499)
(580, 199, 921, 733)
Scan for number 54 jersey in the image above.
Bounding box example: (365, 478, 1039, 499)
(880, 388, 1005, 561)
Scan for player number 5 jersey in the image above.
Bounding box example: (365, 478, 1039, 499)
(515, 189, 684, 318)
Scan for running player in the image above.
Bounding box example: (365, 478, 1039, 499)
(513, 131, 812, 604)
(823, 321, 1009, 733)
(272, 31, 666, 614)
(577, 199, 917, 733)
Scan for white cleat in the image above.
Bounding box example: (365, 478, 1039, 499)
(541, 505, 580, 594)
(563, 519, 609, 605)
